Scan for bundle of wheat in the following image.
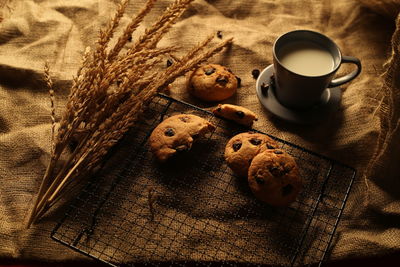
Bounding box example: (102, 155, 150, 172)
(26, 0, 232, 228)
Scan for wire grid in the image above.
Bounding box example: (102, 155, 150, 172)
(51, 94, 356, 267)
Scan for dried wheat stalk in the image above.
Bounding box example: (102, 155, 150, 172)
(44, 62, 56, 153)
(26, 0, 232, 227)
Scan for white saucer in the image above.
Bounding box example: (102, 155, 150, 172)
(255, 64, 342, 125)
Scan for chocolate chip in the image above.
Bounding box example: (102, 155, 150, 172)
(205, 67, 215, 75)
(284, 166, 293, 173)
(164, 128, 175, 136)
(266, 144, 275, 149)
(235, 111, 245, 119)
(269, 166, 279, 171)
(216, 107, 222, 112)
(179, 116, 190, 122)
(232, 141, 242, 151)
(175, 145, 188, 152)
(236, 76, 241, 88)
(274, 150, 283, 154)
(261, 83, 269, 96)
(255, 176, 265, 185)
(282, 184, 293, 196)
(252, 69, 260, 79)
(217, 30, 223, 39)
(127, 35, 132, 42)
(167, 59, 173, 67)
(249, 138, 262, 146)
(227, 68, 233, 73)
(216, 76, 228, 84)
(269, 166, 283, 177)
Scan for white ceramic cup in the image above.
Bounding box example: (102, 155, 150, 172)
(273, 30, 362, 109)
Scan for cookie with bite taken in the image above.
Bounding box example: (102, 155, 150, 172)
(149, 114, 215, 162)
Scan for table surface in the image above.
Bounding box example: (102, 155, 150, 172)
(2, 252, 400, 267)
(1, 0, 399, 265)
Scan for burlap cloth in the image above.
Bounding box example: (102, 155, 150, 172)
(1, 0, 400, 264)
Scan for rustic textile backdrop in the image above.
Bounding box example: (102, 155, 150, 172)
(0, 0, 399, 264)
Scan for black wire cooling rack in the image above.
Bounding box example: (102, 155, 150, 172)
(51, 94, 356, 267)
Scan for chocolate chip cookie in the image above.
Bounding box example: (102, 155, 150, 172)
(187, 64, 238, 102)
(212, 104, 258, 127)
(149, 114, 215, 162)
(224, 132, 278, 177)
(248, 149, 302, 206)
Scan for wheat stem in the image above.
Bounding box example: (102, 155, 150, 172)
(44, 62, 56, 153)
(26, 63, 57, 228)
(26, 157, 56, 228)
(47, 153, 89, 203)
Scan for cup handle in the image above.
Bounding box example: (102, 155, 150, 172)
(328, 56, 362, 88)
